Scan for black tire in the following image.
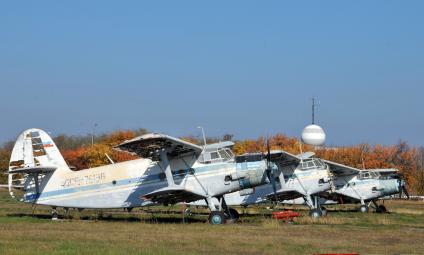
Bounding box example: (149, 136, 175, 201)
(184, 208, 193, 216)
(376, 205, 387, 213)
(209, 211, 226, 225)
(227, 208, 240, 221)
(309, 209, 322, 218)
(359, 205, 369, 213)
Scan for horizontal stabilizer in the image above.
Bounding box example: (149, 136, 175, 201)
(142, 187, 207, 204)
(8, 165, 57, 174)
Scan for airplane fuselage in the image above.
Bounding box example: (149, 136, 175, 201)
(192, 166, 331, 207)
(332, 175, 400, 203)
(22, 157, 268, 209)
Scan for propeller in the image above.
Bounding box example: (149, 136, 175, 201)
(398, 178, 403, 199)
(402, 185, 410, 199)
(265, 137, 278, 203)
(395, 173, 410, 200)
(402, 180, 409, 199)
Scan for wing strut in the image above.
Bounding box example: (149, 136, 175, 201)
(159, 150, 175, 187)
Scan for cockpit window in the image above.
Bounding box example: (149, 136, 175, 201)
(225, 149, 234, 158)
(359, 171, 373, 180)
(314, 159, 325, 168)
(299, 159, 327, 170)
(210, 152, 219, 160)
(199, 147, 235, 164)
(218, 149, 233, 160)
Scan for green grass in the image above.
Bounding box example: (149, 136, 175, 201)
(0, 190, 423, 255)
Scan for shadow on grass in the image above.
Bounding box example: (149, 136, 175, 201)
(6, 212, 206, 224)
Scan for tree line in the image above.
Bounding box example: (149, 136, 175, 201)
(0, 129, 423, 194)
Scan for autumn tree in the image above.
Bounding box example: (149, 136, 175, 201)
(414, 147, 424, 195)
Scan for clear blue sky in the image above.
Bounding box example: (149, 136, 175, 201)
(0, 1, 423, 146)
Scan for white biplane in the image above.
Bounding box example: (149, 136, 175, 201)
(318, 160, 408, 213)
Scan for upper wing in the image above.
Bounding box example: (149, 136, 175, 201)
(114, 133, 203, 160)
(269, 150, 314, 167)
(369, 168, 399, 175)
(322, 160, 360, 177)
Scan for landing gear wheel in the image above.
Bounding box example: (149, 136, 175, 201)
(359, 205, 369, 213)
(209, 211, 226, 225)
(309, 209, 322, 218)
(184, 208, 193, 216)
(51, 208, 59, 221)
(227, 208, 240, 222)
(320, 206, 328, 217)
(376, 205, 387, 213)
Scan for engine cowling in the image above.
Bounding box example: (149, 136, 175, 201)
(233, 160, 269, 189)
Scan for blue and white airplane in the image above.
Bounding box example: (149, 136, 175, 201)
(7, 128, 278, 224)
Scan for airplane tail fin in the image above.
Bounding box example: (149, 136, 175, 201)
(9, 128, 68, 171)
(8, 129, 69, 200)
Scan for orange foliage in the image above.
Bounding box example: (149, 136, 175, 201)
(61, 130, 140, 169)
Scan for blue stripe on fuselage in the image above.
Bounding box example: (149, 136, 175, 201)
(24, 162, 237, 202)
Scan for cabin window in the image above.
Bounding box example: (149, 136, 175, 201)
(211, 152, 219, 160)
(314, 159, 325, 168)
(218, 149, 232, 160)
(359, 172, 371, 180)
(225, 149, 234, 158)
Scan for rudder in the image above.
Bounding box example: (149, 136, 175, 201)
(9, 128, 68, 170)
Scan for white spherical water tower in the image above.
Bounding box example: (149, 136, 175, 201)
(301, 98, 326, 146)
(301, 124, 326, 146)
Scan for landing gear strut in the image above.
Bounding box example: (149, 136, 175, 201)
(320, 206, 328, 216)
(206, 196, 239, 224)
(305, 195, 325, 218)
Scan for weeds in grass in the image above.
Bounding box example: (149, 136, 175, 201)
(261, 218, 281, 229)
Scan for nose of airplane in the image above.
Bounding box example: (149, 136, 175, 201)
(234, 160, 270, 190)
